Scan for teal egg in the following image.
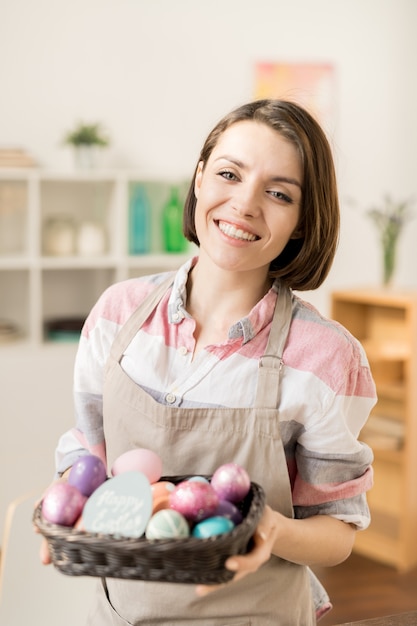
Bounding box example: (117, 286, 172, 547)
(191, 516, 235, 538)
(145, 509, 190, 539)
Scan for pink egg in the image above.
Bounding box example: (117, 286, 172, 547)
(169, 481, 219, 522)
(68, 454, 107, 496)
(111, 448, 162, 484)
(42, 482, 87, 526)
(211, 463, 251, 503)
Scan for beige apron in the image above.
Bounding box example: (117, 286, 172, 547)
(86, 276, 315, 625)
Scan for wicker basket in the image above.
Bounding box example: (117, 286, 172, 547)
(33, 475, 265, 584)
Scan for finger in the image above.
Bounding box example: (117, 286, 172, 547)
(195, 582, 226, 597)
(39, 538, 52, 565)
(223, 527, 275, 580)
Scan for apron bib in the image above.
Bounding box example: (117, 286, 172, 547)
(86, 277, 315, 625)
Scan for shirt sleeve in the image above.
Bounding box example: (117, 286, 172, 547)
(291, 336, 376, 530)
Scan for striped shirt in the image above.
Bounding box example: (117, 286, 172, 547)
(56, 256, 376, 530)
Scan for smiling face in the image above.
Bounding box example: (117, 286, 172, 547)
(193, 120, 303, 278)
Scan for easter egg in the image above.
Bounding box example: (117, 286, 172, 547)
(169, 481, 219, 522)
(211, 463, 251, 503)
(151, 481, 176, 513)
(111, 448, 162, 484)
(82, 471, 153, 538)
(151, 481, 176, 498)
(68, 454, 107, 497)
(145, 509, 190, 539)
(192, 516, 235, 538)
(214, 499, 243, 525)
(187, 476, 209, 483)
(42, 482, 87, 526)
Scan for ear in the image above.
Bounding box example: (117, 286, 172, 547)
(194, 161, 204, 198)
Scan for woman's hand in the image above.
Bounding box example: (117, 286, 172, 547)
(195, 504, 278, 596)
(33, 496, 52, 565)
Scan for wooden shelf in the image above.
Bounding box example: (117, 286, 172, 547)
(332, 289, 417, 572)
(361, 339, 410, 361)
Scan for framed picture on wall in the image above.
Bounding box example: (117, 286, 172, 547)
(254, 62, 336, 131)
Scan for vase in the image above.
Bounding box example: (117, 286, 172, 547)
(382, 235, 397, 287)
(73, 146, 99, 170)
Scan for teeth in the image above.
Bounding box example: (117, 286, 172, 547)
(218, 221, 258, 242)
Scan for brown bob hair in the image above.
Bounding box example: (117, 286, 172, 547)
(183, 99, 340, 292)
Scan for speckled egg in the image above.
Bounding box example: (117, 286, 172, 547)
(111, 448, 162, 484)
(42, 482, 87, 526)
(145, 509, 190, 539)
(192, 516, 235, 538)
(169, 481, 219, 522)
(211, 463, 251, 503)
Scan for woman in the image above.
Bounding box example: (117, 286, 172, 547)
(41, 99, 376, 624)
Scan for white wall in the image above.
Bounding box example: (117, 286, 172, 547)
(1, 0, 417, 536)
(1, 0, 416, 299)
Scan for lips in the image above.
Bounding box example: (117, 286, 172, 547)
(217, 220, 259, 242)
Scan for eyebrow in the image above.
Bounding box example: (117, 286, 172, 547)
(214, 155, 303, 189)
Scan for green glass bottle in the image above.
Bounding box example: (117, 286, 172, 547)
(162, 186, 187, 253)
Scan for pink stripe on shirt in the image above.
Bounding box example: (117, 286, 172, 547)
(293, 466, 374, 506)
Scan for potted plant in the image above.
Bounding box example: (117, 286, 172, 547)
(366, 194, 414, 286)
(63, 122, 110, 170)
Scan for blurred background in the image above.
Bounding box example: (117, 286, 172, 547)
(0, 1, 416, 623)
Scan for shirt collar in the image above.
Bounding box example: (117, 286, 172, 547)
(168, 256, 279, 344)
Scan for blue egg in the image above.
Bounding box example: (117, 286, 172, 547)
(187, 476, 209, 483)
(191, 516, 235, 538)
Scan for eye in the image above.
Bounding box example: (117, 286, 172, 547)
(268, 190, 293, 204)
(218, 169, 239, 181)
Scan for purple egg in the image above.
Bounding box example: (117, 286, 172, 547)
(68, 454, 107, 496)
(211, 463, 251, 504)
(215, 499, 243, 525)
(169, 481, 219, 522)
(42, 482, 87, 526)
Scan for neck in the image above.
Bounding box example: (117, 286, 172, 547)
(187, 255, 273, 325)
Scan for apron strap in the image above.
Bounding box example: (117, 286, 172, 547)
(108, 273, 293, 412)
(255, 283, 293, 409)
(109, 274, 175, 364)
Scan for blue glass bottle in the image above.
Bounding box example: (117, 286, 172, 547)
(129, 185, 151, 254)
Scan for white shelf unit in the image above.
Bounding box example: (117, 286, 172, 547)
(0, 169, 192, 347)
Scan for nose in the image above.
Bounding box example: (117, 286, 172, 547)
(231, 183, 260, 218)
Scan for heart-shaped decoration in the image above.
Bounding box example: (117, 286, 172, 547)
(82, 471, 152, 538)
